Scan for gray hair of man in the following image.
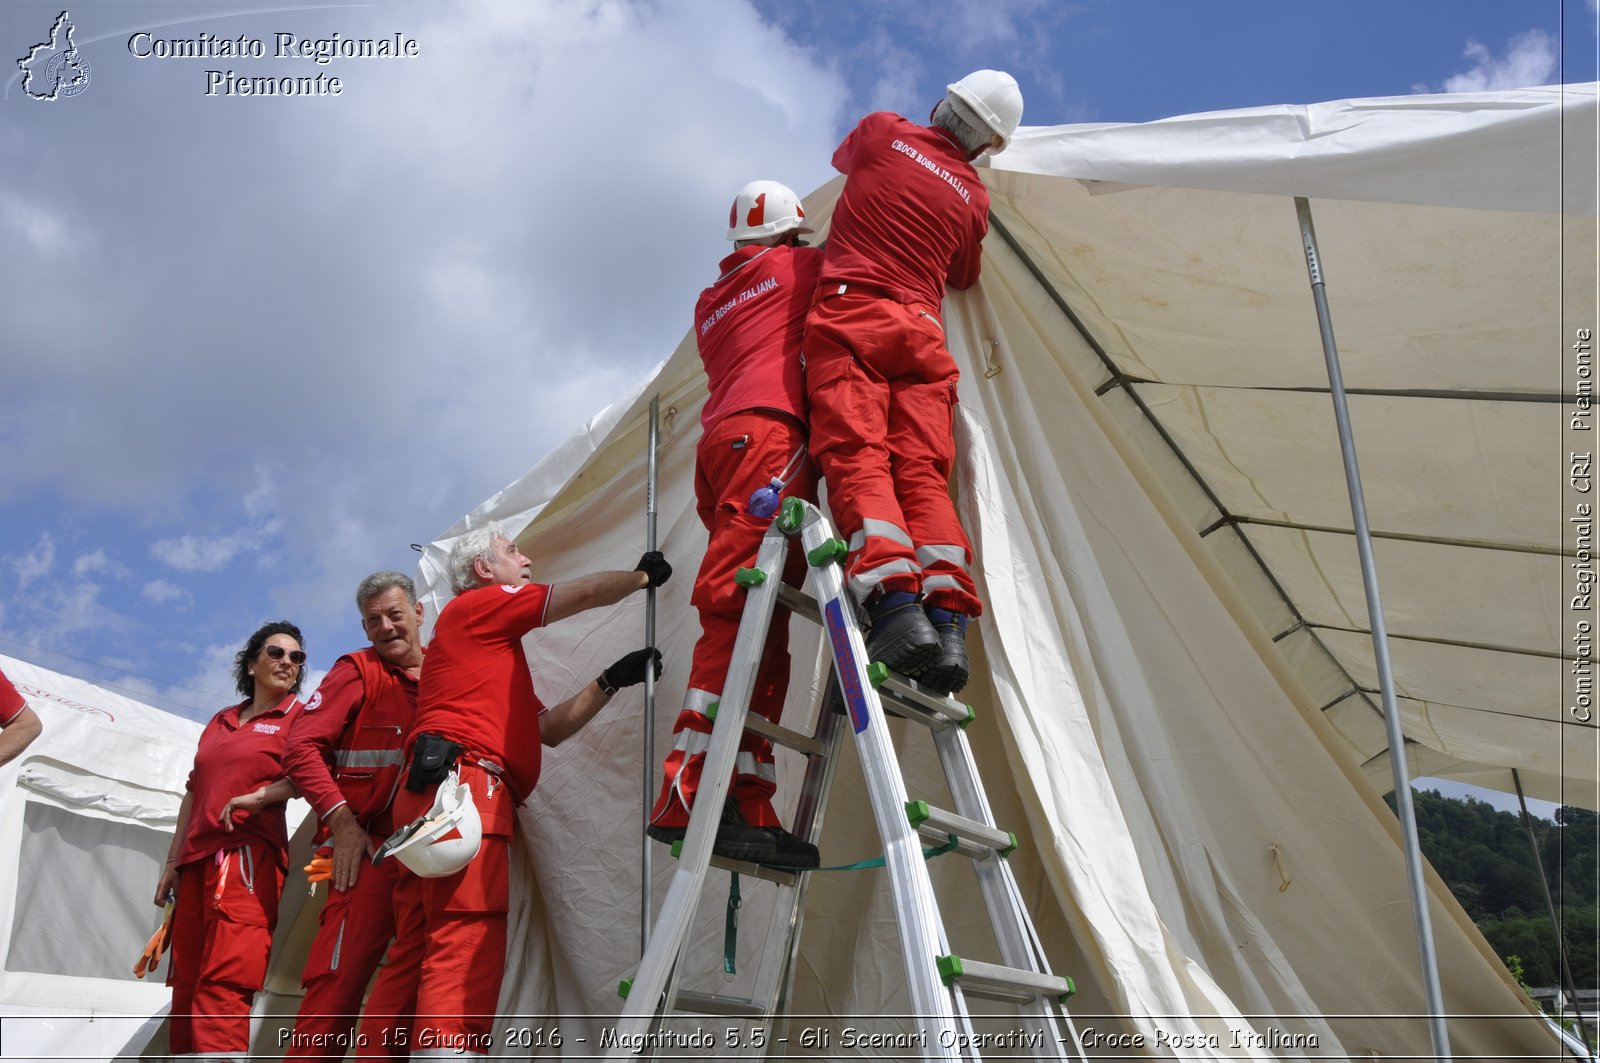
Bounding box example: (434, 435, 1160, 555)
(932, 93, 994, 157)
(355, 570, 417, 612)
(447, 521, 507, 595)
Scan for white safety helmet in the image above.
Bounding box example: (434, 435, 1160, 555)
(726, 180, 814, 242)
(947, 69, 1023, 153)
(376, 770, 482, 878)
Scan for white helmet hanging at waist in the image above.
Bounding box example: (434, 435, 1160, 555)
(947, 69, 1023, 153)
(375, 769, 482, 878)
(726, 180, 813, 242)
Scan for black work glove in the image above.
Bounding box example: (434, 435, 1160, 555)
(635, 551, 672, 588)
(599, 648, 663, 695)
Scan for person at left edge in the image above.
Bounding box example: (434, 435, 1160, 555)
(153, 621, 306, 1062)
(357, 526, 668, 1059)
(280, 571, 426, 1062)
(0, 666, 44, 767)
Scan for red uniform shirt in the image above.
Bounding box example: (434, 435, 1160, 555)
(0, 668, 25, 726)
(283, 651, 419, 826)
(697, 243, 823, 434)
(408, 582, 553, 804)
(176, 695, 302, 868)
(816, 112, 990, 309)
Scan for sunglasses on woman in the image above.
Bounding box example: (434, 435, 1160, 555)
(263, 645, 307, 665)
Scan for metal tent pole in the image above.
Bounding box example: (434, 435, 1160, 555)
(641, 395, 660, 954)
(1294, 197, 1452, 1062)
(1512, 769, 1592, 1048)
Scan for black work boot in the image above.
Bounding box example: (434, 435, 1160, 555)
(921, 607, 970, 695)
(711, 799, 778, 863)
(864, 590, 940, 677)
(647, 800, 779, 864)
(646, 821, 684, 845)
(759, 826, 821, 870)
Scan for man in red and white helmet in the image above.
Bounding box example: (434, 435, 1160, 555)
(804, 69, 1022, 696)
(645, 180, 823, 869)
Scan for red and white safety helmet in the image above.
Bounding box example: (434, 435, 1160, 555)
(726, 180, 813, 242)
(947, 69, 1023, 153)
(376, 769, 481, 878)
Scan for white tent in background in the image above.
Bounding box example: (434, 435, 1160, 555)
(408, 85, 1594, 1059)
(0, 652, 199, 1061)
(0, 655, 325, 1062)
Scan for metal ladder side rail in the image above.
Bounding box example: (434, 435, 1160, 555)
(927, 719, 1087, 1061)
(621, 498, 1082, 1061)
(791, 503, 975, 1060)
(665, 668, 847, 1036)
(762, 670, 848, 1052)
(613, 518, 797, 1044)
(848, 572, 1086, 1059)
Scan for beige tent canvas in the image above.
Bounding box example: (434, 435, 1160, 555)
(294, 84, 1590, 1059)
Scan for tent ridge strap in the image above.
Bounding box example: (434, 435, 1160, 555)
(1307, 622, 1569, 660)
(1145, 383, 1574, 404)
(1316, 687, 1367, 714)
(1226, 516, 1565, 557)
(1355, 689, 1599, 731)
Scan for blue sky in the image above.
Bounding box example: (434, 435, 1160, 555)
(0, 0, 1593, 813)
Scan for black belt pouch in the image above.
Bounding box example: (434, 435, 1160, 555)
(405, 732, 464, 793)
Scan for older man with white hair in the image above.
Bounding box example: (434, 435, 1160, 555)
(357, 524, 668, 1059)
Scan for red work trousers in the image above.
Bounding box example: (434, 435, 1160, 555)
(804, 292, 982, 615)
(167, 843, 283, 1059)
(650, 411, 817, 828)
(357, 762, 512, 1059)
(283, 838, 401, 1061)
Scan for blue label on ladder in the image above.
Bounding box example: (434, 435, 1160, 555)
(824, 599, 870, 734)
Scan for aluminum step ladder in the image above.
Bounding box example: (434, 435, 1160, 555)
(612, 498, 1086, 1061)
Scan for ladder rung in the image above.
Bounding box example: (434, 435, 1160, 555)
(774, 583, 820, 624)
(672, 989, 769, 1018)
(706, 852, 800, 888)
(907, 800, 1016, 855)
(870, 665, 972, 728)
(937, 955, 1075, 1003)
(742, 712, 827, 757)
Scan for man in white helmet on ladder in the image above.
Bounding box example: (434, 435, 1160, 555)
(645, 180, 823, 870)
(804, 70, 1023, 695)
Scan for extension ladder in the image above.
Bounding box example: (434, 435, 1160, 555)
(612, 499, 1086, 1061)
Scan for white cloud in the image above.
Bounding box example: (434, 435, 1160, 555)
(183, 642, 245, 709)
(11, 533, 55, 589)
(1423, 30, 1560, 94)
(150, 533, 252, 573)
(142, 579, 189, 605)
(0, 188, 77, 256)
(0, 1, 849, 705)
(73, 550, 107, 576)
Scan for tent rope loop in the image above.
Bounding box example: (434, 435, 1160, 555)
(1269, 842, 1293, 893)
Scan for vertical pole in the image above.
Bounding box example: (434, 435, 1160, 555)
(1294, 197, 1452, 1062)
(1513, 770, 1592, 1047)
(641, 395, 660, 955)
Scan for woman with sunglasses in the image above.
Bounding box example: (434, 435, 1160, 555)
(154, 620, 307, 1061)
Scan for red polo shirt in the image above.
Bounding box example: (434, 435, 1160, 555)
(816, 111, 990, 309)
(697, 243, 822, 434)
(0, 669, 24, 726)
(408, 581, 553, 804)
(176, 695, 301, 868)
